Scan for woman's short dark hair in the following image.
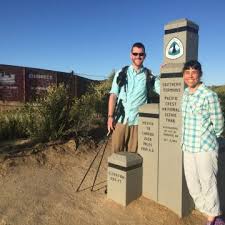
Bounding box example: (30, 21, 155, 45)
(182, 60, 203, 76)
(131, 42, 145, 53)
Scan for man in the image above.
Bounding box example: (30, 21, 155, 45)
(107, 42, 160, 153)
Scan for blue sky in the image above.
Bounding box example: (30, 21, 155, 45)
(1, 0, 225, 85)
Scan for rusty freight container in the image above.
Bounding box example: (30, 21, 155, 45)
(57, 72, 94, 98)
(0, 65, 25, 102)
(76, 76, 94, 97)
(57, 71, 75, 97)
(25, 67, 57, 101)
(0, 64, 97, 105)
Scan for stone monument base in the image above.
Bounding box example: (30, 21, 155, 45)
(107, 152, 142, 206)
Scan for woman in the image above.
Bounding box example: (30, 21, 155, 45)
(181, 60, 224, 225)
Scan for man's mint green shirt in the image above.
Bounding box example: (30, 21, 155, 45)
(109, 65, 160, 125)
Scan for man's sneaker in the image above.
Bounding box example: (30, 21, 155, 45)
(214, 217, 225, 225)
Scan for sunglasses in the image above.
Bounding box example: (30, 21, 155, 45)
(132, 52, 145, 57)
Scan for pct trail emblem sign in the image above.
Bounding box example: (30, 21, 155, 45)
(166, 37, 184, 59)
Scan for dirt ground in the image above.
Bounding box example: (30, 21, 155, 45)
(0, 138, 210, 225)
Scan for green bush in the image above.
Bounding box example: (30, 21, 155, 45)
(25, 84, 71, 141)
(0, 72, 114, 142)
(68, 71, 114, 139)
(0, 107, 29, 141)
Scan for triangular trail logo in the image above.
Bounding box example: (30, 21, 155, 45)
(166, 37, 184, 59)
(168, 42, 180, 56)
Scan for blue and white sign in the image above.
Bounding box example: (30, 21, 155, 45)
(166, 37, 184, 59)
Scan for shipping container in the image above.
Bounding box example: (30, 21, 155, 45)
(57, 71, 75, 97)
(0, 64, 96, 105)
(25, 67, 57, 101)
(0, 65, 25, 102)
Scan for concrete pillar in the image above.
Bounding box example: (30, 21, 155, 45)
(158, 18, 199, 217)
(107, 152, 143, 206)
(138, 104, 159, 202)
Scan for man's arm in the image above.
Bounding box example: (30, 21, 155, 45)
(107, 93, 117, 133)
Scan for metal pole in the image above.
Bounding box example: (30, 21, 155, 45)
(76, 144, 103, 192)
(91, 136, 110, 191)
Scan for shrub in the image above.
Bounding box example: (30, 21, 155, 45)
(0, 72, 114, 142)
(25, 84, 71, 141)
(68, 71, 114, 139)
(0, 107, 29, 141)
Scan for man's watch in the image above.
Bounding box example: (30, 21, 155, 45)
(108, 115, 113, 118)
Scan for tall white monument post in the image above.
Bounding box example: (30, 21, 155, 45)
(158, 18, 199, 217)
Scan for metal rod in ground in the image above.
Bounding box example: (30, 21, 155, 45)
(91, 136, 110, 191)
(76, 144, 103, 192)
